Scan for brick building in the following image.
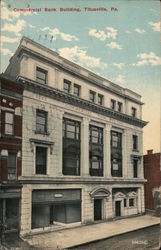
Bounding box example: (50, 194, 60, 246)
(3, 37, 147, 236)
(0, 75, 23, 236)
(144, 150, 161, 213)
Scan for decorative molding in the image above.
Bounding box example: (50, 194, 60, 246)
(29, 138, 54, 154)
(113, 192, 125, 199)
(89, 187, 111, 201)
(18, 76, 148, 128)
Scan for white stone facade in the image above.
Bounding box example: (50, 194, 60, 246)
(4, 37, 147, 236)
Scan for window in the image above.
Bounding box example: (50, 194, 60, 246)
(36, 67, 47, 84)
(36, 146, 47, 175)
(36, 110, 47, 134)
(129, 198, 134, 207)
(111, 131, 122, 148)
(111, 99, 116, 110)
(118, 102, 122, 112)
(89, 125, 103, 176)
(133, 135, 138, 150)
(90, 91, 96, 103)
(8, 153, 17, 180)
(63, 118, 81, 176)
(5, 112, 14, 135)
(111, 131, 122, 177)
(124, 199, 127, 207)
(74, 84, 80, 97)
(64, 79, 71, 93)
(133, 159, 138, 178)
(98, 94, 104, 105)
(132, 107, 136, 118)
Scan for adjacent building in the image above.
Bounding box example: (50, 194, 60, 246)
(0, 76, 23, 236)
(2, 36, 147, 236)
(144, 150, 161, 214)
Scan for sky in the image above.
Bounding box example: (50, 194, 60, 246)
(1, 0, 161, 154)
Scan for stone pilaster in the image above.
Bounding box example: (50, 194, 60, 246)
(104, 124, 111, 178)
(81, 117, 90, 177)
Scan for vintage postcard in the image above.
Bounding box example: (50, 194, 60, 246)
(0, 0, 160, 249)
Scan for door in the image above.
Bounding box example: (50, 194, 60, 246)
(94, 199, 102, 221)
(115, 201, 121, 217)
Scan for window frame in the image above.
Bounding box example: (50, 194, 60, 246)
(5, 111, 14, 136)
(89, 125, 103, 176)
(98, 94, 104, 106)
(36, 109, 48, 134)
(132, 107, 136, 118)
(36, 67, 47, 84)
(111, 130, 122, 177)
(118, 102, 122, 112)
(129, 198, 135, 207)
(35, 145, 48, 175)
(63, 79, 71, 94)
(89, 90, 96, 103)
(8, 152, 17, 180)
(74, 84, 81, 97)
(133, 159, 138, 178)
(63, 118, 81, 176)
(133, 135, 138, 151)
(111, 99, 116, 110)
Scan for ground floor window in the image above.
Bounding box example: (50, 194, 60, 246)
(32, 202, 81, 229)
(129, 198, 134, 207)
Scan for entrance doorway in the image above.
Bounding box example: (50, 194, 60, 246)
(115, 201, 121, 217)
(94, 199, 102, 221)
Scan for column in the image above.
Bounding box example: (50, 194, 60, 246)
(122, 130, 128, 178)
(81, 117, 90, 177)
(141, 186, 145, 213)
(137, 188, 141, 213)
(57, 110, 64, 176)
(104, 124, 111, 178)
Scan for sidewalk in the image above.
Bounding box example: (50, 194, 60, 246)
(23, 215, 160, 249)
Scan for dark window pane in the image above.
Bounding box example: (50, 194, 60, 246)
(36, 147, 47, 174)
(111, 100, 116, 110)
(8, 153, 17, 180)
(98, 95, 103, 105)
(124, 199, 127, 207)
(63, 118, 81, 176)
(36, 110, 47, 133)
(36, 67, 47, 84)
(118, 102, 122, 112)
(133, 135, 138, 150)
(129, 198, 134, 207)
(74, 84, 80, 97)
(90, 91, 95, 102)
(64, 80, 71, 93)
(133, 159, 138, 178)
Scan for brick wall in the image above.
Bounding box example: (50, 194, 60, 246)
(144, 150, 161, 210)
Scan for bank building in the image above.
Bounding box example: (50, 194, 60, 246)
(0, 37, 147, 236)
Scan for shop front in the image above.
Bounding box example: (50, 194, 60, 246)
(32, 189, 81, 229)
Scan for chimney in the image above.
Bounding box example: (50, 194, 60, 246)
(147, 149, 153, 155)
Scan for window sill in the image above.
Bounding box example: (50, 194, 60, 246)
(35, 131, 50, 136)
(132, 149, 139, 152)
(2, 134, 15, 138)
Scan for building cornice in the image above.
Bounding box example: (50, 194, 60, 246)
(17, 46, 143, 105)
(18, 76, 148, 128)
(19, 177, 146, 185)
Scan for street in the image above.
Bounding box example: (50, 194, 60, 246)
(69, 225, 161, 250)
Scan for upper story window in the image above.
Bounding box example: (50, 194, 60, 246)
(36, 110, 47, 134)
(111, 131, 122, 177)
(63, 118, 81, 176)
(36, 67, 47, 84)
(64, 79, 71, 93)
(98, 94, 104, 106)
(8, 153, 17, 180)
(133, 159, 138, 178)
(132, 107, 136, 118)
(89, 91, 96, 103)
(89, 125, 103, 144)
(74, 84, 81, 97)
(5, 112, 14, 135)
(111, 131, 122, 148)
(111, 99, 116, 110)
(133, 135, 138, 150)
(36, 146, 47, 175)
(118, 102, 122, 112)
(89, 125, 103, 177)
(129, 198, 134, 207)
